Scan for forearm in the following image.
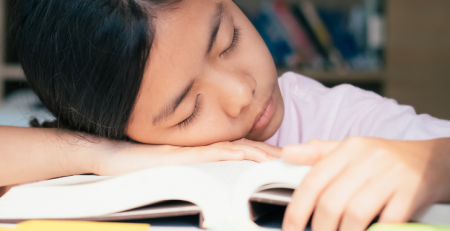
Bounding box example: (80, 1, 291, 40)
(0, 126, 107, 187)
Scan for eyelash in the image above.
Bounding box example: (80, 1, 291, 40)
(177, 95, 202, 128)
(220, 27, 241, 58)
(177, 28, 240, 128)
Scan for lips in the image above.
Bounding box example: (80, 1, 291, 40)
(251, 96, 275, 132)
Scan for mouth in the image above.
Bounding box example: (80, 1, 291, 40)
(250, 96, 275, 133)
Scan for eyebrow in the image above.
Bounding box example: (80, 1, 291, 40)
(152, 80, 195, 126)
(206, 3, 224, 56)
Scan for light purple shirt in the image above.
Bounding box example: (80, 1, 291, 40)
(265, 72, 450, 147)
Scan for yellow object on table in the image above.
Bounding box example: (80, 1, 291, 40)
(0, 220, 150, 231)
(368, 223, 450, 231)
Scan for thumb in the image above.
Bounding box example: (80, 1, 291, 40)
(282, 140, 341, 166)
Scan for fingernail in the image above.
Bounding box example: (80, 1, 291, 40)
(283, 223, 296, 231)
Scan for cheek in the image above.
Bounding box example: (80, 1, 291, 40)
(235, 14, 277, 78)
(247, 30, 276, 71)
(185, 106, 248, 145)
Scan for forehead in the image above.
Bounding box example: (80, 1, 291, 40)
(134, 0, 217, 115)
(148, 0, 217, 85)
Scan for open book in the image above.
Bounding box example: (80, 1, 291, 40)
(0, 160, 449, 228)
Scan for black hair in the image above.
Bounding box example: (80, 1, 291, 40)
(13, 0, 181, 140)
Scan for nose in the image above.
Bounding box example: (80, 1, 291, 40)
(214, 72, 256, 118)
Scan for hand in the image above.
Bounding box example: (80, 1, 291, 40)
(232, 138, 282, 158)
(0, 126, 281, 190)
(281, 137, 450, 231)
(97, 139, 280, 176)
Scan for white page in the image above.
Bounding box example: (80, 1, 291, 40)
(189, 161, 259, 189)
(20, 175, 111, 187)
(0, 165, 231, 227)
(231, 160, 312, 221)
(0, 161, 263, 228)
(22, 161, 258, 190)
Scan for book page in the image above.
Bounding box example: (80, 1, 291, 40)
(250, 188, 294, 206)
(189, 161, 259, 189)
(0, 165, 235, 227)
(230, 160, 312, 221)
(21, 175, 111, 187)
(0, 161, 262, 228)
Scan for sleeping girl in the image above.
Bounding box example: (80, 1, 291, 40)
(1, 0, 450, 230)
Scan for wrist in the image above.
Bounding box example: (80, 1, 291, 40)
(85, 138, 133, 176)
(63, 134, 118, 176)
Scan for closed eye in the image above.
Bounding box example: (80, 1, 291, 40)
(220, 27, 241, 58)
(177, 95, 202, 128)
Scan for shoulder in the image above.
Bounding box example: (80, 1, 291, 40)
(278, 72, 324, 92)
(278, 71, 383, 102)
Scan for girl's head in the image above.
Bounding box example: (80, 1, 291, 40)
(14, 0, 284, 146)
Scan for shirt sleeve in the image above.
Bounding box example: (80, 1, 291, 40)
(350, 92, 450, 140)
(279, 72, 450, 142)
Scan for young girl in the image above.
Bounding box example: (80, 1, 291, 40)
(2, 0, 450, 230)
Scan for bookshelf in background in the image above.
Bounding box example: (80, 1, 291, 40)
(1, 1, 449, 119)
(236, 0, 386, 94)
(0, 0, 385, 99)
(0, 0, 386, 100)
(0, 0, 25, 100)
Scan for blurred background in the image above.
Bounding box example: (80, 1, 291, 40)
(0, 0, 449, 127)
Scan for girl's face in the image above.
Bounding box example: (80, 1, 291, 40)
(127, 0, 284, 146)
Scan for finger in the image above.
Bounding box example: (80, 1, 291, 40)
(312, 139, 399, 231)
(186, 147, 245, 163)
(311, 146, 391, 231)
(282, 140, 340, 165)
(230, 144, 272, 163)
(340, 172, 396, 231)
(379, 189, 421, 223)
(232, 138, 282, 158)
(210, 142, 273, 163)
(378, 166, 432, 224)
(282, 143, 350, 231)
(156, 147, 243, 166)
(312, 164, 372, 231)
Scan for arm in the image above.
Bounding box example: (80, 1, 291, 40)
(282, 137, 450, 231)
(0, 126, 279, 189)
(0, 126, 99, 187)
